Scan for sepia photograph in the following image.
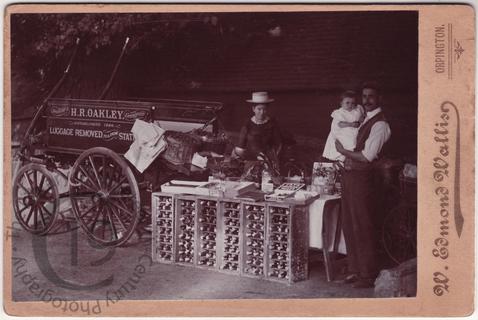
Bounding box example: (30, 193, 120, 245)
(8, 8, 418, 305)
(4, 3, 473, 317)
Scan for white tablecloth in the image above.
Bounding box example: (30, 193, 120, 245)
(309, 194, 347, 254)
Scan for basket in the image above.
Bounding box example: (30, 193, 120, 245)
(160, 131, 201, 166)
(201, 137, 228, 154)
(191, 130, 229, 155)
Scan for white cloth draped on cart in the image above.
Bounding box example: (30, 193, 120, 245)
(125, 120, 167, 173)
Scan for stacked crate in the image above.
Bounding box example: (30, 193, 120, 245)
(267, 205, 290, 280)
(152, 192, 309, 284)
(219, 200, 242, 273)
(152, 193, 175, 263)
(196, 198, 219, 268)
(242, 203, 267, 277)
(175, 196, 197, 265)
(266, 204, 308, 283)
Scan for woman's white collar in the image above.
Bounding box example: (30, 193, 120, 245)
(251, 116, 270, 124)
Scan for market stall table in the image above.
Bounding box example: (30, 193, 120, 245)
(151, 185, 347, 283)
(309, 194, 346, 281)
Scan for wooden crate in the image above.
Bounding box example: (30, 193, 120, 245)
(241, 202, 267, 279)
(174, 195, 198, 266)
(196, 197, 220, 270)
(266, 203, 309, 284)
(152, 193, 309, 284)
(218, 200, 242, 274)
(151, 193, 175, 263)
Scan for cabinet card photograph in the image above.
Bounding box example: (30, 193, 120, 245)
(3, 3, 474, 317)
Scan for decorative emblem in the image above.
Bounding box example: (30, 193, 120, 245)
(48, 104, 70, 117)
(102, 130, 119, 141)
(454, 40, 465, 61)
(123, 110, 149, 121)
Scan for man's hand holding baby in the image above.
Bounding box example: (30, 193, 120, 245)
(338, 121, 360, 128)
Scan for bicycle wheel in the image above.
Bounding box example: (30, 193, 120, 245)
(382, 203, 417, 265)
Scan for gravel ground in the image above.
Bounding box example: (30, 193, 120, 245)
(10, 219, 374, 302)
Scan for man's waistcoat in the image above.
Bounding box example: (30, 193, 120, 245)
(355, 111, 387, 153)
(348, 111, 387, 171)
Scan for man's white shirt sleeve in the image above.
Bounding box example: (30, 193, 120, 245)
(361, 121, 391, 162)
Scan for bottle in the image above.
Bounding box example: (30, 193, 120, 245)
(268, 270, 278, 277)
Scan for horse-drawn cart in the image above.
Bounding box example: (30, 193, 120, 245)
(13, 96, 223, 247)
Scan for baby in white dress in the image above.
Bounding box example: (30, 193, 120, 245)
(322, 91, 365, 162)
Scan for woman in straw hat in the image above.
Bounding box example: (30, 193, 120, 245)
(232, 92, 282, 162)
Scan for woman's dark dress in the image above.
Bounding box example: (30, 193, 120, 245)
(237, 118, 282, 160)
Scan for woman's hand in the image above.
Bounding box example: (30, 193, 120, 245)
(231, 147, 245, 159)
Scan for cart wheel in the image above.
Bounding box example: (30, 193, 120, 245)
(382, 203, 417, 265)
(13, 164, 59, 235)
(69, 147, 140, 247)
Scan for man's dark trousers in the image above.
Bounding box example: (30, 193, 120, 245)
(341, 167, 380, 279)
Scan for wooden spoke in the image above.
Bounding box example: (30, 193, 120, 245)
(107, 203, 128, 232)
(17, 182, 31, 195)
(23, 172, 34, 191)
(41, 204, 54, 217)
(88, 207, 102, 233)
(42, 186, 53, 195)
(32, 170, 38, 190)
(108, 199, 134, 218)
(78, 164, 100, 190)
(38, 174, 46, 192)
(117, 197, 135, 220)
(88, 155, 103, 189)
(78, 202, 99, 219)
(14, 164, 59, 235)
(110, 166, 122, 190)
(106, 208, 118, 240)
(108, 175, 127, 194)
(109, 194, 134, 198)
(38, 206, 47, 228)
(71, 176, 98, 193)
(24, 206, 34, 226)
(69, 147, 140, 247)
(42, 188, 55, 203)
(18, 204, 30, 215)
(102, 156, 107, 184)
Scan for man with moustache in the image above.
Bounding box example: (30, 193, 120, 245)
(335, 82, 391, 288)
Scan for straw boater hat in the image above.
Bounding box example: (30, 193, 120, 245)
(246, 91, 274, 104)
